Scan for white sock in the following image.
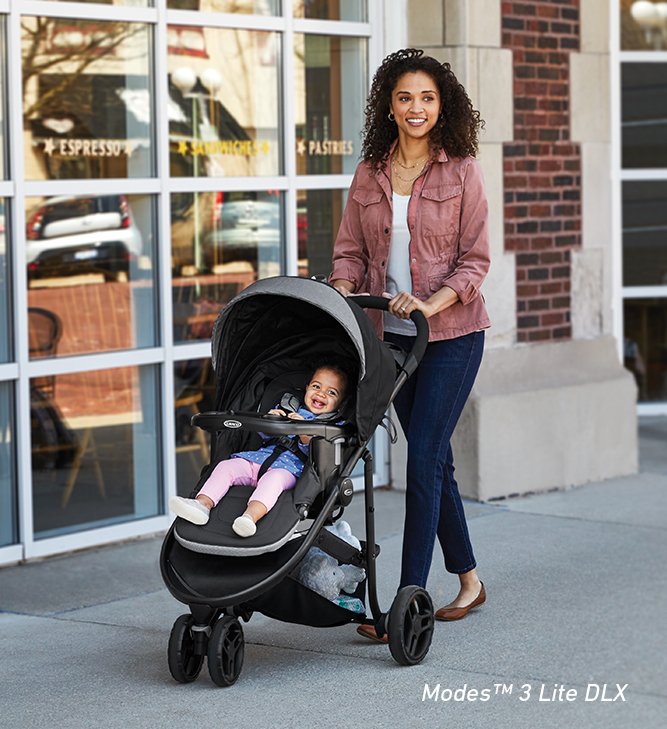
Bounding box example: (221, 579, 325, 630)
(169, 496, 210, 525)
(232, 514, 257, 537)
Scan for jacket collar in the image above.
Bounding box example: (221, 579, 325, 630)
(376, 139, 449, 189)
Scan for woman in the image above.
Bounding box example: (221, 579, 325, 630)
(330, 48, 490, 641)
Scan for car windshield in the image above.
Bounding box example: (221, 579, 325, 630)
(41, 196, 122, 227)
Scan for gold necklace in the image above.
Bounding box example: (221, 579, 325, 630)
(391, 156, 426, 184)
(394, 154, 429, 170)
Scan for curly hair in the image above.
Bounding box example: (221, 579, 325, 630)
(361, 48, 484, 169)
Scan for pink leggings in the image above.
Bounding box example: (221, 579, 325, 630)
(198, 457, 297, 512)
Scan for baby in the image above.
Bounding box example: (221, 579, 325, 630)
(169, 363, 348, 537)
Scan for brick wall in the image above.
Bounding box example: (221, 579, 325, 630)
(502, 0, 582, 342)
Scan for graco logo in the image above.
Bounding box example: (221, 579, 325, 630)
(223, 420, 242, 429)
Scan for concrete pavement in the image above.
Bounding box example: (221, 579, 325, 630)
(1, 419, 666, 729)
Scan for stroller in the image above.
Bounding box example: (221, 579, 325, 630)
(160, 276, 434, 686)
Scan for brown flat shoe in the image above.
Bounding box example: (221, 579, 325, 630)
(435, 582, 486, 622)
(356, 624, 388, 644)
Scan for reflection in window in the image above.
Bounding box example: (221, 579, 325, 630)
(174, 358, 215, 494)
(295, 35, 366, 175)
(621, 0, 667, 50)
(21, 18, 153, 180)
(168, 27, 281, 177)
(624, 299, 667, 402)
(297, 189, 345, 278)
(0, 383, 17, 547)
(294, 0, 367, 21)
(0, 199, 9, 363)
(46, 1, 152, 6)
(622, 63, 667, 168)
(31, 365, 161, 538)
(623, 181, 667, 286)
(26, 194, 158, 356)
(171, 191, 283, 343)
(167, 0, 280, 13)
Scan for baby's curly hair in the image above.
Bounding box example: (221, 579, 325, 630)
(361, 48, 484, 169)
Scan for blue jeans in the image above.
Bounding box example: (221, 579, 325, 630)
(385, 330, 485, 589)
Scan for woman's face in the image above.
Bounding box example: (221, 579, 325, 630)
(389, 71, 441, 142)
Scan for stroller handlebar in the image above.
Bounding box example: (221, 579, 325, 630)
(347, 294, 429, 376)
(191, 411, 350, 441)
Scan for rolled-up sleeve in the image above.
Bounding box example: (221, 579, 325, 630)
(442, 158, 491, 305)
(330, 166, 369, 289)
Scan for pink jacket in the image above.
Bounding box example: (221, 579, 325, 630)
(331, 146, 491, 341)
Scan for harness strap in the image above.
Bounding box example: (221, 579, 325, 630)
(257, 436, 308, 479)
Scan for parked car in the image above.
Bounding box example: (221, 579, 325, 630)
(26, 194, 143, 281)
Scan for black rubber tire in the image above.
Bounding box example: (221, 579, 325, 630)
(167, 614, 205, 683)
(207, 616, 245, 687)
(387, 586, 434, 666)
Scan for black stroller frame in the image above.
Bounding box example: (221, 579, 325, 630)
(160, 277, 434, 686)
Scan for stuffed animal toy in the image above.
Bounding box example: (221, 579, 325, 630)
(297, 521, 366, 603)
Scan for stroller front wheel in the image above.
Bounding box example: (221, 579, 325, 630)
(167, 614, 205, 683)
(207, 616, 245, 687)
(387, 586, 435, 666)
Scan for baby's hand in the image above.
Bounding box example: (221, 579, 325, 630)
(287, 412, 305, 420)
(268, 408, 287, 416)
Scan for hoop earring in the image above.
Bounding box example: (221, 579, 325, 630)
(388, 111, 395, 121)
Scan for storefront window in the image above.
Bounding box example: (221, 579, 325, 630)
(46, 1, 153, 6)
(26, 194, 158, 357)
(168, 28, 281, 177)
(21, 18, 153, 180)
(624, 299, 667, 402)
(0, 199, 9, 363)
(297, 188, 345, 278)
(623, 181, 667, 287)
(622, 63, 667, 168)
(167, 0, 280, 13)
(171, 190, 282, 342)
(294, 0, 367, 22)
(621, 0, 667, 50)
(174, 357, 215, 493)
(0, 382, 16, 547)
(295, 34, 366, 175)
(31, 364, 161, 538)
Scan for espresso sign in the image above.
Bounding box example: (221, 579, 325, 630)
(42, 138, 135, 157)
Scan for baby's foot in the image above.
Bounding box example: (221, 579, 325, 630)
(232, 514, 257, 537)
(169, 496, 210, 525)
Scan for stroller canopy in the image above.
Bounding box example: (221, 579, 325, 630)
(211, 277, 396, 440)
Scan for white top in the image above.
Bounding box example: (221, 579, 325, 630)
(384, 192, 417, 336)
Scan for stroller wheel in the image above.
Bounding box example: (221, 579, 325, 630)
(167, 614, 205, 683)
(387, 586, 435, 666)
(207, 616, 245, 687)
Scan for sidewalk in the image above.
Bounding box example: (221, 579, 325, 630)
(1, 419, 665, 729)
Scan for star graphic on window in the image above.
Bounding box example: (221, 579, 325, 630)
(178, 140, 189, 156)
(43, 138, 56, 156)
(296, 139, 306, 156)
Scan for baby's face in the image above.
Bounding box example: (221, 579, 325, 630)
(304, 368, 345, 415)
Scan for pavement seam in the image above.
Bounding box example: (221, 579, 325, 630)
(495, 509, 667, 533)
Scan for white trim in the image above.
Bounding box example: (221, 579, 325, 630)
(295, 174, 354, 189)
(24, 179, 161, 198)
(292, 19, 372, 37)
(0, 1, 9, 14)
(619, 51, 667, 62)
(173, 341, 213, 362)
(0, 544, 22, 567)
(620, 169, 667, 181)
(166, 9, 285, 32)
(283, 0, 297, 275)
(0, 181, 12, 197)
(622, 286, 667, 299)
(0, 362, 17, 380)
(23, 516, 169, 561)
(637, 403, 667, 416)
(26, 347, 165, 377)
(18, 1, 157, 23)
(167, 176, 288, 193)
(610, 0, 623, 362)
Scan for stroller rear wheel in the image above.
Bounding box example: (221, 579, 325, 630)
(167, 614, 205, 683)
(387, 586, 435, 666)
(207, 616, 245, 687)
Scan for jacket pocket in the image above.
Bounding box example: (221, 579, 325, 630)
(352, 188, 384, 247)
(420, 184, 463, 237)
